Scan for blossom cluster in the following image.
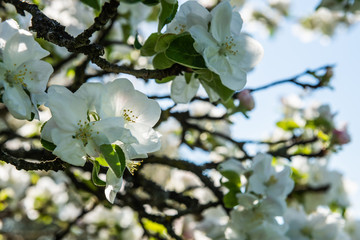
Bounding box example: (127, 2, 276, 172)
(168, 1, 263, 103)
(0, 17, 161, 203)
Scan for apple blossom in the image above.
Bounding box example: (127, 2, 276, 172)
(247, 153, 294, 201)
(189, 1, 264, 90)
(166, 1, 211, 34)
(95, 78, 162, 159)
(0, 19, 53, 120)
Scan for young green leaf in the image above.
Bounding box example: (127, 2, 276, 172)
(114, 145, 126, 175)
(140, 33, 162, 56)
(154, 33, 177, 52)
(91, 161, 106, 187)
(40, 138, 56, 152)
(153, 52, 175, 69)
(158, 0, 178, 32)
(100, 144, 122, 178)
(80, 0, 101, 11)
(165, 34, 206, 69)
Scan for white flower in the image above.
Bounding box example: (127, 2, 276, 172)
(166, 1, 211, 34)
(0, 19, 53, 120)
(247, 153, 294, 201)
(226, 194, 288, 240)
(41, 85, 136, 166)
(285, 206, 351, 240)
(95, 78, 162, 159)
(189, 1, 263, 90)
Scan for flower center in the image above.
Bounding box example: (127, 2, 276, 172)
(123, 108, 138, 123)
(4, 64, 33, 88)
(74, 119, 99, 146)
(173, 23, 186, 33)
(219, 36, 238, 56)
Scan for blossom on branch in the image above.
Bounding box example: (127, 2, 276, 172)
(189, 1, 264, 91)
(0, 19, 53, 120)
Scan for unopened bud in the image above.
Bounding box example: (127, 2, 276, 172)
(333, 124, 351, 145)
(238, 89, 255, 111)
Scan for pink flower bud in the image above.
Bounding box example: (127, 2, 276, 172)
(238, 89, 255, 111)
(333, 124, 351, 145)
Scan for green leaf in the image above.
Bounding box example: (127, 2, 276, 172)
(140, 33, 161, 56)
(277, 119, 300, 131)
(114, 145, 126, 175)
(155, 75, 175, 84)
(165, 34, 206, 69)
(91, 161, 106, 187)
(199, 72, 235, 102)
(80, 0, 101, 10)
(158, 0, 178, 32)
(100, 144, 122, 178)
(223, 191, 239, 208)
(154, 33, 177, 52)
(40, 138, 56, 152)
(220, 171, 241, 186)
(153, 52, 175, 69)
(134, 32, 143, 49)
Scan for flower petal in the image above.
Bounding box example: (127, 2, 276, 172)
(171, 75, 200, 103)
(229, 33, 264, 71)
(19, 60, 53, 93)
(210, 1, 232, 43)
(91, 117, 137, 145)
(52, 136, 87, 166)
(125, 122, 161, 157)
(4, 33, 49, 68)
(230, 11, 243, 36)
(2, 83, 32, 120)
(105, 169, 123, 203)
(47, 85, 88, 132)
(189, 25, 217, 54)
(75, 81, 104, 110)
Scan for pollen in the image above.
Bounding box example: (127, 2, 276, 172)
(126, 160, 143, 175)
(123, 108, 138, 123)
(220, 36, 239, 56)
(74, 120, 93, 146)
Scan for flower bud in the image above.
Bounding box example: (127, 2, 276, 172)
(333, 124, 351, 145)
(238, 89, 255, 111)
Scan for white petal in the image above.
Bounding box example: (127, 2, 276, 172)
(204, 47, 232, 75)
(0, 19, 20, 43)
(229, 34, 264, 71)
(53, 138, 87, 166)
(41, 118, 58, 142)
(4, 33, 49, 68)
(219, 68, 247, 91)
(47, 85, 88, 132)
(126, 123, 161, 156)
(99, 78, 135, 117)
(189, 25, 217, 54)
(230, 11, 243, 36)
(2, 84, 32, 120)
(171, 75, 200, 104)
(75, 81, 104, 110)
(20, 60, 53, 93)
(105, 169, 123, 203)
(91, 117, 137, 145)
(210, 1, 232, 43)
(101, 79, 161, 127)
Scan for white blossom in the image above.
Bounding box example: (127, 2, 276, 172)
(188, 1, 263, 90)
(0, 19, 53, 120)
